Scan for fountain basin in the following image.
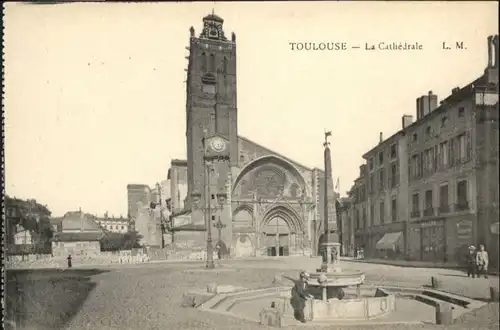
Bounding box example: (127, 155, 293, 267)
(309, 270, 365, 287)
(305, 287, 396, 321)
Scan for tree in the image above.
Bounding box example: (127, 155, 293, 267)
(101, 230, 143, 251)
(5, 196, 53, 254)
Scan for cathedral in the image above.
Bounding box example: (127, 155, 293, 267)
(163, 13, 338, 258)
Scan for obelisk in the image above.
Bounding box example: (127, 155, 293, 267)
(320, 131, 340, 273)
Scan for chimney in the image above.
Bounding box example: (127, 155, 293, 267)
(485, 35, 499, 84)
(379, 132, 383, 143)
(416, 91, 438, 119)
(451, 87, 460, 94)
(402, 115, 414, 129)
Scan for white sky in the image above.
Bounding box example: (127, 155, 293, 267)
(4, 2, 498, 217)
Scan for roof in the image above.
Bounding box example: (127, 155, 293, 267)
(171, 159, 188, 166)
(363, 72, 490, 159)
(203, 13, 224, 23)
(52, 232, 104, 242)
(61, 211, 102, 231)
(238, 135, 314, 172)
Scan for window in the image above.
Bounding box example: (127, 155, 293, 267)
(411, 154, 422, 179)
(411, 193, 420, 217)
(458, 107, 465, 117)
(426, 126, 433, 138)
(370, 204, 375, 226)
(121, 226, 124, 230)
(378, 169, 385, 190)
(412, 133, 418, 142)
(424, 190, 433, 216)
(456, 180, 468, 210)
(423, 148, 434, 173)
(439, 184, 449, 213)
(379, 201, 385, 224)
(211, 215, 216, 221)
(211, 194, 215, 200)
(391, 197, 397, 222)
(390, 144, 397, 159)
(439, 141, 449, 168)
(456, 133, 467, 163)
(355, 209, 360, 230)
(378, 152, 384, 165)
(209, 54, 215, 72)
(390, 163, 398, 188)
(360, 185, 366, 201)
(368, 158, 374, 170)
(362, 206, 367, 228)
(200, 53, 207, 71)
(441, 116, 448, 128)
(369, 175, 375, 194)
(223, 57, 228, 73)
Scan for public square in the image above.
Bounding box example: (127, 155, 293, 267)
(6, 257, 499, 330)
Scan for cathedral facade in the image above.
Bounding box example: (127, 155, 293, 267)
(167, 14, 335, 257)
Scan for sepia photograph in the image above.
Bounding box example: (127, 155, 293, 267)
(2, 1, 499, 329)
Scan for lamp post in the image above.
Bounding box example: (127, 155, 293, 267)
(190, 138, 228, 269)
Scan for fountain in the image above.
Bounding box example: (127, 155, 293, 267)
(302, 132, 393, 321)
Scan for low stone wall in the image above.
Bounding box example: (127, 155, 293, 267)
(307, 288, 396, 321)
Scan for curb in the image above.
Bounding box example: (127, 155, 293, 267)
(342, 259, 500, 276)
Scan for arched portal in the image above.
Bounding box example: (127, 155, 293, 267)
(260, 206, 302, 257)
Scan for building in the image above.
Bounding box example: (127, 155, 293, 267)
(96, 213, 130, 233)
(347, 34, 499, 265)
(359, 123, 409, 259)
(156, 13, 337, 258)
(51, 210, 104, 257)
(127, 184, 150, 219)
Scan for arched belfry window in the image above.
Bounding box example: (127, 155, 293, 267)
(223, 57, 228, 73)
(209, 54, 215, 72)
(200, 53, 207, 72)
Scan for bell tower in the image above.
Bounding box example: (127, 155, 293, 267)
(185, 13, 238, 240)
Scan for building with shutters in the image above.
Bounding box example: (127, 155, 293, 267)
(348, 35, 499, 265)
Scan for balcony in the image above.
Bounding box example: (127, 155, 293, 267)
(410, 210, 420, 218)
(438, 205, 450, 214)
(454, 202, 470, 212)
(423, 207, 435, 216)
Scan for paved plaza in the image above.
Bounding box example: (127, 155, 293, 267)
(6, 257, 499, 330)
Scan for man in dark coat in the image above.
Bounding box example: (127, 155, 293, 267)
(290, 271, 313, 323)
(67, 254, 72, 268)
(466, 246, 476, 278)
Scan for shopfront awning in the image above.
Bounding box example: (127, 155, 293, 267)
(376, 232, 403, 251)
(491, 222, 500, 235)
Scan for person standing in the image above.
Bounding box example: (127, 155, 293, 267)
(67, 254, 72, 268)
(475, 244, 489, 279)
(465, 246, 476, 278)
(290, 271, 313, 323)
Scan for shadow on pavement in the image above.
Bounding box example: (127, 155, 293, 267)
(5, 268, 110, 330)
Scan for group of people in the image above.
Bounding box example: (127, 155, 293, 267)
(465, 244, 489, 279)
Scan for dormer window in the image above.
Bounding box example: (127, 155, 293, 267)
(458, 107, 465, 117)
(441, 116, 448, 128)
(426, 126, 433, 137)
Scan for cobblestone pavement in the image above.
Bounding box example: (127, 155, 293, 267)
(9, 257, 499, 330)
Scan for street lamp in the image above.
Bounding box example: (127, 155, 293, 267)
(191, 167, 228, 269)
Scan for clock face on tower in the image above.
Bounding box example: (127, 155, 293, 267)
(210, 137, 226, 153)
